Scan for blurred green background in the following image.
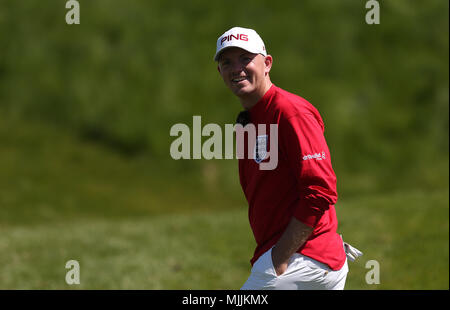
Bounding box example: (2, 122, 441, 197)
(0, 0, 448, 289)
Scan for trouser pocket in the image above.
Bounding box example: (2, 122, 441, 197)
(251, 247, 277, 278)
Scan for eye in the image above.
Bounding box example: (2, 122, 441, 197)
(241, 56, 252, 64)
(220, 59, 230, 67)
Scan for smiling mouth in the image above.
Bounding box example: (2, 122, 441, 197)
(231, 76, 248, 83)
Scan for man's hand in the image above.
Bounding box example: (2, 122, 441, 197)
(271, 217, 314, 276)
(271, 255, 289, 276)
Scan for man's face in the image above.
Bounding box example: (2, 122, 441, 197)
(217, 47, 272, 100)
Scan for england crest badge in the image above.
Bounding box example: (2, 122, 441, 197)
(254, 135, 268, 164)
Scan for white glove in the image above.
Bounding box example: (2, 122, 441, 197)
(340, 235, 363, 262)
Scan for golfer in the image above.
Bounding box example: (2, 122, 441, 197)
(214, 27, 361, 290)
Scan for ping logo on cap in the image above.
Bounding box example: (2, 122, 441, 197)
(214, 27, 267, 61)
(220, 34, 249, 45)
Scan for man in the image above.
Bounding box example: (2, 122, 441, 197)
(214, 27, 361, 290)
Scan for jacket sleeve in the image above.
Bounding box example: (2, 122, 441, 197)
(279, 112, 338, 228)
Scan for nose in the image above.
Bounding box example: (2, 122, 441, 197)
(230, 60, 245, 75)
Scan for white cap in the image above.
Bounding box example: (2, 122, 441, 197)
(214, 27, 267, 61)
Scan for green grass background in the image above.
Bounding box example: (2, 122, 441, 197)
(0, 0, 448, 289)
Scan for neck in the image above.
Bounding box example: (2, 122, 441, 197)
(239, 79, 273, 110)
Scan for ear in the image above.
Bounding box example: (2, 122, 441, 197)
(217, 65, 221, 74)
(264, 55, 273, 75)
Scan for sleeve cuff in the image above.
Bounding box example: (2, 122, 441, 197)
(292, 201, 324, 228)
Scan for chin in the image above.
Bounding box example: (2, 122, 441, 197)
(233, 85, 254, 97)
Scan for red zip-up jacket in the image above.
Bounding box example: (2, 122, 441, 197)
(239, 84, 346, 270)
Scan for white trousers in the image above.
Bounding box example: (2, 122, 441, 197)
(241, 247, 349, 290)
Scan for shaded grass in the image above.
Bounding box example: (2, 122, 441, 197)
(0, 114, 244, 227)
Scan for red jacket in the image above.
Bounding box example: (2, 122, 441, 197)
(239, 84, 346, 270)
